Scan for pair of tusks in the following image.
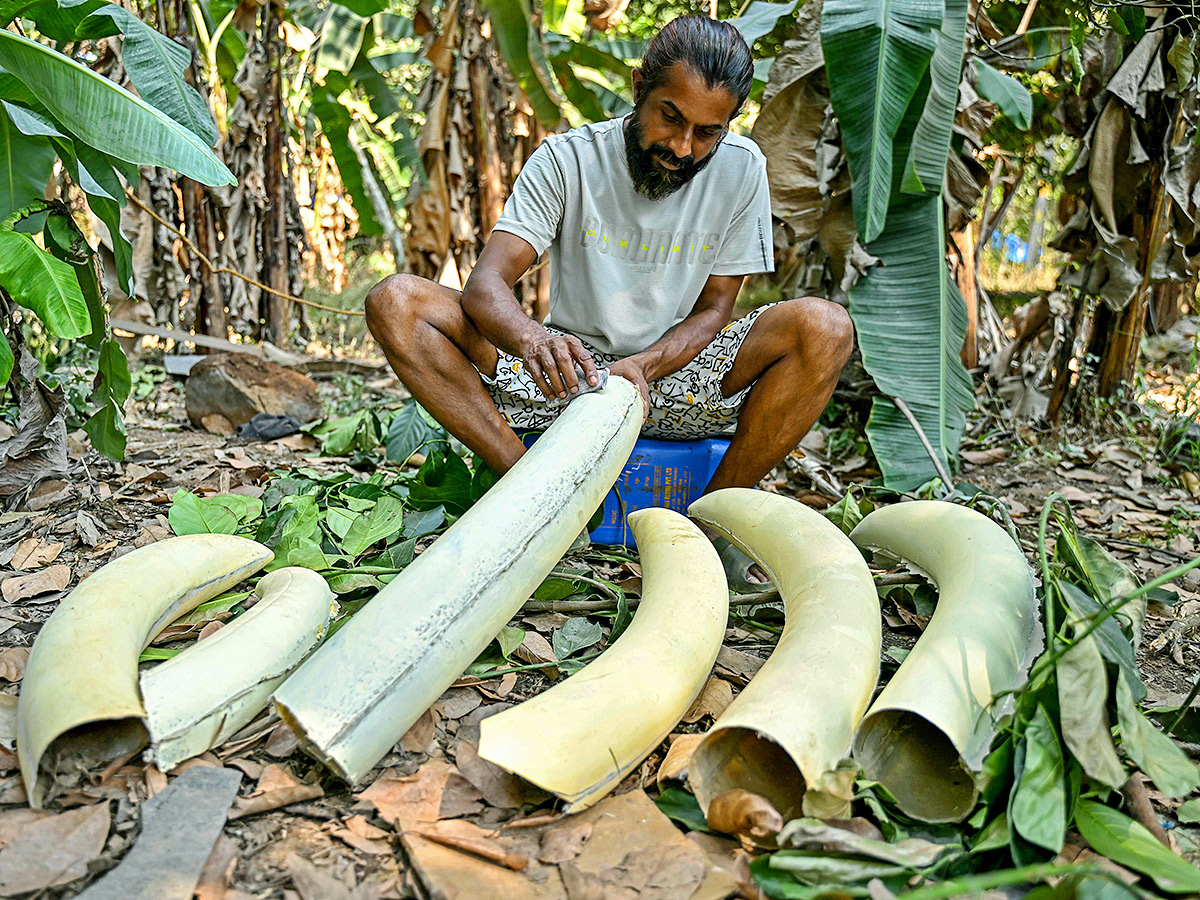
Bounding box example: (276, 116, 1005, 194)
(479, 494, 1036, 826)
(17, 535, 333, 807)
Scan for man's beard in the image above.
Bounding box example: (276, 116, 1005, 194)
(623, 111, 722, 200)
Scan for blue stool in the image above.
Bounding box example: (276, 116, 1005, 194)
(521, 433, 730, 547)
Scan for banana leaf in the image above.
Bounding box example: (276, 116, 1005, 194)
(0, 230, 90, 338)
(88, 5, 219, 146)
(820, 0, 940, 242)
(0, 29, 233, 185)
(310, 76, 382, 235)
(900, 0, 967, 194)
(315, 4, 369, 75)
(853, 194, 973, 489)
(0, 101, 54, 222)
(481, 0, 562, 129)
(730, 0, 799, 46)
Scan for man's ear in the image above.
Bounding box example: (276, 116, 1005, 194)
(631, 68, 642, 102)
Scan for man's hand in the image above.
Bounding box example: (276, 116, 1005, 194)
(608, 358, 651, 422)
(520, 331, 600, 401)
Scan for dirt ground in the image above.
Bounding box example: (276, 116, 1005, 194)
(1, 365, 1198, 899)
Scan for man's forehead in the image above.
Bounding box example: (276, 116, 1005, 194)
(648, 63, 737, 125)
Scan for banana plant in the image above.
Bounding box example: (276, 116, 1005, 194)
(0, 0, 232, 457)
(820, 0, 976, 490)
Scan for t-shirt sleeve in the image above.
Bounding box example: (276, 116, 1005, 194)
(491, 141, 566, 256)
(711, 156, 774, 276)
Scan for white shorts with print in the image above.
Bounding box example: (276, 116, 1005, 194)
(478, 303, 777, 439)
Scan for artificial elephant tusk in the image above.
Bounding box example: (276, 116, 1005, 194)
(141, 567, 336, 772)
(849, 500, 1040, 823)
(18, 534, 273, 807)
(688, 488, 880, 825)
(477, 508, 727, 812)
(273, 377, 643, 785)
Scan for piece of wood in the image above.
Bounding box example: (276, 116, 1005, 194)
(952, 225, 978, 369)
(76, 766, 241, 899)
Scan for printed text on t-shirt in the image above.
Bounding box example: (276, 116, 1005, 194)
(580, 216, 720, 266)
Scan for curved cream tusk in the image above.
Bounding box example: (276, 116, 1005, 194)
(18, 534, 273, 807)
(273, 378, 643, 785)
(477, 508, 727, 812)
(141, 567, 336, 772)
(688, 488, 880, 824)
(849, 500, 1039, 823)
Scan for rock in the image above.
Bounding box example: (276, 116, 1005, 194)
(186, 354, 322, 432)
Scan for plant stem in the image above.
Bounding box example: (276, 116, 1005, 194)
(888, 863, 1102, 900)
(892, 397, 955, 499)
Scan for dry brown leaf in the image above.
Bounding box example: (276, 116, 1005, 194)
(1183, 471, 1200, 498)
(523, 612, 570, 632)
(1, 564, 70, 602)
(455, 740, 524, 808)
(1058, 486, 1099, 504)
(327, 814, 393, 856)
(144, 765, 168, 798)
(11, 539, 63, 570)
(230, 763, 323, 819)
(438, 687, 483, 719)
(960, 448, 1008, 465)
(0, 648, 29, 682)
(198, 619, 224, 641)
(265, 721, 300, 757)
(658, 733, 704, 785)
(714, 647, 764, 686)
(537, 820, 593, 863)
(359, 760, 461, 830)
(705, 789, 783, 841)
(514, 631, 558, 676)
(0, 803, 109, 895)
(400, 707, 438, 753)
(288, 853, 372, 900)
(683, 677, 734, 724)
(195, 834, 239, 900)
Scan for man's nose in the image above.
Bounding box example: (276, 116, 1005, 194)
(668, 129, 693, 161)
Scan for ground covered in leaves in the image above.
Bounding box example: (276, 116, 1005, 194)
(0, 362, 1199, 899)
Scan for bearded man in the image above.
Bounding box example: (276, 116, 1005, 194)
(365, 15, 853, 568)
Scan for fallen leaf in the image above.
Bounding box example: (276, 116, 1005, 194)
(400, 708, 438, 753)
(0, 803, 109, 895)
(11, 538, 63, 570)
(961, 448, 1008, 465)
(514, 632, 558, 675)
(288, 853, 372, 900)
(523, 612, 570, 632)
(0, 649, 29, 682)
(230, 763, 322, 819)
(359, 760, 481, 830)
(658, 734, 704, 785)
(714, 647, 763, 686)
(455, 741, 524, 808)
(0, 564, 70, 602)
(439, 687, 483, 720)
(1058, 486, 1099, 504)
(195, 834, 239, 900)
(265, 722, 300, 757)
(706, 789, 783, 842)
(683, 677, 734, 724)
(412, 819, 529, 870)
(538, 820, 593, 863)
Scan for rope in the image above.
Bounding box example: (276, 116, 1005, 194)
(125, 189, 365, 316)
(124, 191, 551, 315)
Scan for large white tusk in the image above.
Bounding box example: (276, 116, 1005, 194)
(273, 377, 643, 784)
(849, 500, 1039, 822)
(477, 508, 727, 812)
(688, 488, 880, 823)
(141, 567, 336, 772)
(18, 534, 273, 807)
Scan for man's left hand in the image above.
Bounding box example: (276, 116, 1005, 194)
(608, 358, 651, 422)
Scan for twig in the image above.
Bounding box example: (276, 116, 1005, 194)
(125, 189, 365, 317)
(1121, 773, 1171, 848)
(891, 397, 956, 499)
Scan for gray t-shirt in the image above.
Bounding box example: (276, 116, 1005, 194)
(492, 115, 774, 357)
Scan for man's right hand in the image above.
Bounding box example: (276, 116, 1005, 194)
(519, 330, 600, 401)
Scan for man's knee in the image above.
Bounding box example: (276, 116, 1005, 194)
(365, 274, 424, 339)
(787, 297, 854, 365)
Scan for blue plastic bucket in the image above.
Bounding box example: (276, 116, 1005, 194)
(520, 432, 730, 546)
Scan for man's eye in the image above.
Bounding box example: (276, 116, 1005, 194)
(699, 129, 721, 139)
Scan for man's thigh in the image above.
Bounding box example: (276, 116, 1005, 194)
(718, 297, 829, 398)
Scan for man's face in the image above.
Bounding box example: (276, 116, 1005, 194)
(624, 62, 738, 200)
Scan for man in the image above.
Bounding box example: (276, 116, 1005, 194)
(366, 16, 852, 554)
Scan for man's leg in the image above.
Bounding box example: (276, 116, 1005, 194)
(365, 274, 527, 475)
(705, 297, 854, 493)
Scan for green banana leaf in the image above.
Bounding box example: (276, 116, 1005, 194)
(730, 0, 799, 46)
(854, 194, 973, 489)
(552, 56, 607, 122)
(481, 0, 562, 129)
(311, 76, 382, 236)
(315, 4, 369, 75)
(0, 28, 233, 185)
(0, 329, 11, 385)
(974, 60, 1033, 130)
(0, 101, 54, 222)
(0, 229, 90, 338)
(88, 5, 219, 146)
(820, 0, 940, 242)
(900, 0, 967, 194)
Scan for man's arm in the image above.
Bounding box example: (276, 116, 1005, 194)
(608, 273, 745, 408)
(461, 233, 599, 400)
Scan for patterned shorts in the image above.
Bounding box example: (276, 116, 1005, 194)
(479, 303, 776, 439)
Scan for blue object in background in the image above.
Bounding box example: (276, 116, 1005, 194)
(520, 432, 730, 547)
(1003, 234, 1028, 264)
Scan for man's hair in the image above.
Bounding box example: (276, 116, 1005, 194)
(638, 15, 754, 117)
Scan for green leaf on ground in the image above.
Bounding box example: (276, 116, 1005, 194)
(169, 489, 240, 535)
(1057, 623, 1126, 789)
(655, 787, 711, 833)
(497, 625, 524, 659)
(1075, 801, 1200, 893)
(1011, 703, 1067, 853)
(341, 494, 405, 557)
(387, 400, 445, 463)
(552, 617, 603, 659)
(1115, 671, 1199, 798)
